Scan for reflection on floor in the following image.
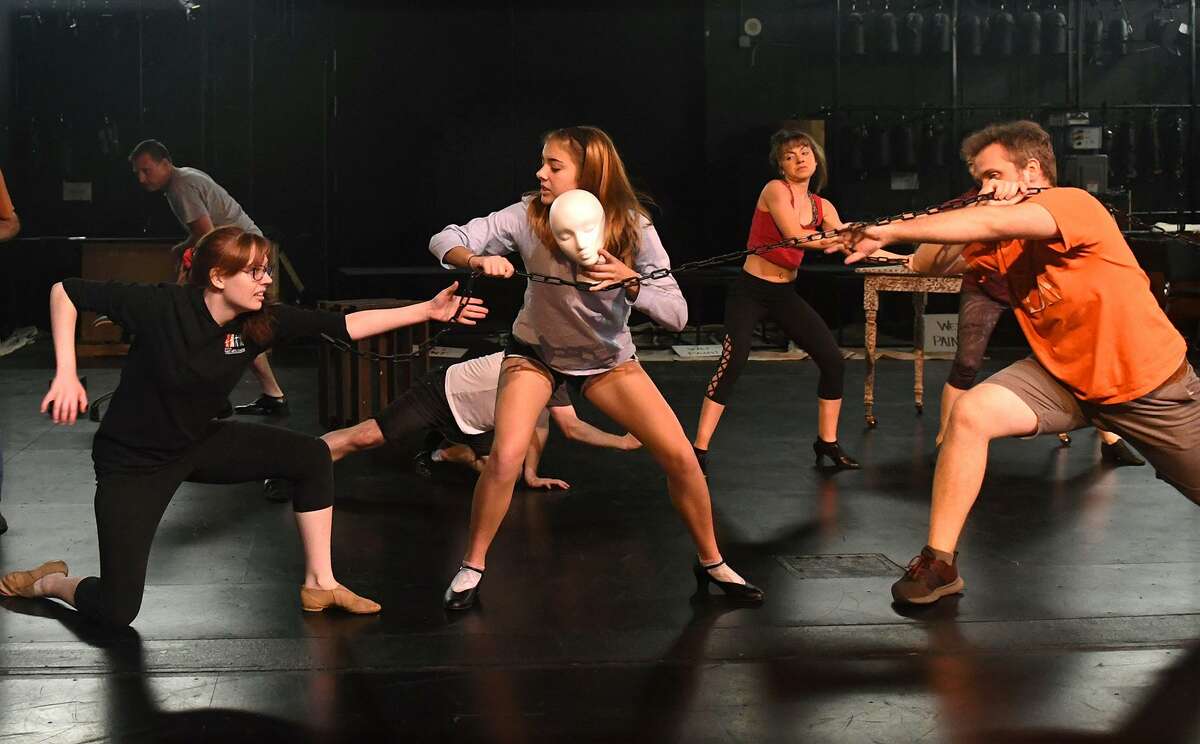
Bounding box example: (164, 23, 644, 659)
(1, 349, 1197, 743)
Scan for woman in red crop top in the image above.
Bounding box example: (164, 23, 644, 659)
(693, 129, 859, 473)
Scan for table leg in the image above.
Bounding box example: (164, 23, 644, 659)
(913, 291, 928, 414)
(863, 281, 879, 428)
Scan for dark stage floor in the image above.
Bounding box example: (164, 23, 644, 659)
(0, 348, 1197, 743)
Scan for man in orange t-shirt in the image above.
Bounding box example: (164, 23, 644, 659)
(0, 168, 17, 241)
(827, 121, 1199, 606)
(0, 166, 20, 536)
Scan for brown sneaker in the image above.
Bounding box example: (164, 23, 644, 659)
(891, 547, 964, 605)
(300, 585, 381, 614)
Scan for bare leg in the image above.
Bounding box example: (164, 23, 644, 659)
(693, 397, 726, 450)
(928, 383, 1039, 553)
(295, 507, 339, 590)
(817, 398, 843, 443)
(14, 572, 83, 607)
(294, 504, 379, 613)
(936, 383, 969, 448)
(251, 353, 285, 398)
(462, 359, 553, 569)
(321, 419, 385, 463)
(586, 361, 724, 567)
(438, 443, 483, 472)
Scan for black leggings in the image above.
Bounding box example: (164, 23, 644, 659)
(706, 271, 844, 404)
(947, 280, 1008, 390)
(74, 421, 334, 627)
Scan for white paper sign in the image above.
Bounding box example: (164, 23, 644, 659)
(63, 182, 93, 202)
(924, 313, 958, 353)
(671, 344, 723, 359)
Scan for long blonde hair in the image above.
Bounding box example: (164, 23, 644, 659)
(526, 126, 652, 267)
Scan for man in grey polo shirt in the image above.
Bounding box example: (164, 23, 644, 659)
(128, 139, 288, 416)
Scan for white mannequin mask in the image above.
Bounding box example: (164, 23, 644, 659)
(548, 189, 606, 267)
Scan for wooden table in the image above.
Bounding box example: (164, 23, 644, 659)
(858, 267, 962, 427)
(79, 239, 176, 356)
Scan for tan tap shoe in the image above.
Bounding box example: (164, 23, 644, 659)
(299, 585, 381, 614)
(0, 560, 69, 598)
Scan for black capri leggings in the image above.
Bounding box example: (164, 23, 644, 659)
(74, 421, 334, 627)
(947, 280, 1008, 391)
(706, 271, 844, 404)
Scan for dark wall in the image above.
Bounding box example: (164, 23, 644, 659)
(704, 0, 1196, 248)
(5, 1, 328, 289)
(328, 3, 707, 267)
(703, 0, 1197, 339)
(4, 0, 707, 301)
(2, 0, 1195, 335)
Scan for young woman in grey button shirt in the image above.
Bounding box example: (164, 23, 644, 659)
(430, 126, 763, 609)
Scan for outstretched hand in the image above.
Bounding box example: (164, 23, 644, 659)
(428, 282, 489, 325)
(821, 223, 890, 264)
(41, 374, 88, 425)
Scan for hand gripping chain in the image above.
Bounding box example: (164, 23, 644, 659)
(513, 188, 1026, 291)
(330, 187, 1188, 364)
(318, 272, 481, 362)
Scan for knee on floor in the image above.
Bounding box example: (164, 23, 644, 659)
(98, 597, 143, 628)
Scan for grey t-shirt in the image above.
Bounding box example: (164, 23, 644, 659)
(429, 197, 687, 374)
(165, 167, 262, 236)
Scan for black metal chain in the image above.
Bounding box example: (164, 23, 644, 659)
(511, 188, 1023, 291)
(318, 272, 481, 362)
(321, 188, 1070, 364)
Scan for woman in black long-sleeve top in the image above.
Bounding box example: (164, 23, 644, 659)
(0, 226, 486, 626)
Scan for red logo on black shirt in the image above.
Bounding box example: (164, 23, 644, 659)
(224, 333, 246, 355)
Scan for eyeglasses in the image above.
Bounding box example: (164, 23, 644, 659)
(242, 265, 273, 282)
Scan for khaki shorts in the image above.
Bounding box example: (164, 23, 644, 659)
(984, 357, 1200, 504)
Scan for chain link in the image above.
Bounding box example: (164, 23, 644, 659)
(514, 188, 1018, 291)
(329, 186, 1200, 365)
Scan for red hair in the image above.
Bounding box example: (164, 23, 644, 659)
(187, 226, 276, 345)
